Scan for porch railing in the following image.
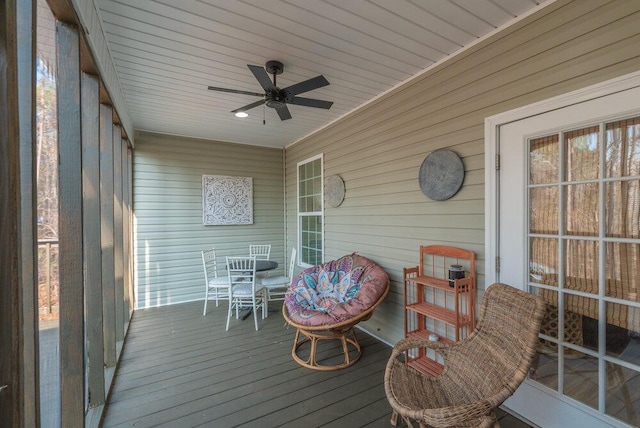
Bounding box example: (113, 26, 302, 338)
(38, 238, 59, 318)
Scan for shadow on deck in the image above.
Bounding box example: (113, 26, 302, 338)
(101, 301, 532, 428)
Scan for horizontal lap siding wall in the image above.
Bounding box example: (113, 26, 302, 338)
(134, 132, 284, 308)
(284, 0, 640, 345)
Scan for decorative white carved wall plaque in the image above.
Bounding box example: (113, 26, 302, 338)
(202, 175, 253, 225)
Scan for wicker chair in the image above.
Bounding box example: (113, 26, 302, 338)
(384, 283, 545, 428)
(283, 253, 389, 371)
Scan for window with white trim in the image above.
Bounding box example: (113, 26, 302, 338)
(297, 154, 323, 267)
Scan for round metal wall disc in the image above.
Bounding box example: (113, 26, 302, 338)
(325, 175, 345, 207)
(418, 149, 464, 201)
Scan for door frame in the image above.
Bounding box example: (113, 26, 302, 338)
(484, 70, 640, 427)
(484, 70, 640, 286)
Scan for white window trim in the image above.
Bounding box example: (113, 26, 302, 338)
(296, 153, 324, 268)
(484, 70, 640, 288)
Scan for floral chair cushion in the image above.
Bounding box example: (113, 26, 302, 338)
(284, 253, 389, 327)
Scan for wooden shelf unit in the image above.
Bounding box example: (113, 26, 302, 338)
(403, 245, 476, 375)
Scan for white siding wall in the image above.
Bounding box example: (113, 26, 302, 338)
(134, 132, 284, 308)
(284, 0, 640, 344)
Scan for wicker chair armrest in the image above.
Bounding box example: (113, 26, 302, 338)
(419, 400, 495, 427)
(390, 337, 452, 359)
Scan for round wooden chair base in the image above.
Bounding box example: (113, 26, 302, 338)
(291, 326, 362, 371)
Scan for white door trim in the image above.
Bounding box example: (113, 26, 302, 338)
(484, 70, 640, 287)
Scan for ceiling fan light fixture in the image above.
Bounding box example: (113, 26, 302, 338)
(234, 111, 249, 118)
(265, 99, 285, 109)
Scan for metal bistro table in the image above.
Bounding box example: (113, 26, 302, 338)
(230, 259, 278, 320)
(225, 259, 278, 274)
(255, 260, 278, 273)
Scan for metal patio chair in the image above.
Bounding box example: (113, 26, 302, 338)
(202, 248, 229, 315)
(226, 256, 267, 331)
(261, 247, 297, 303)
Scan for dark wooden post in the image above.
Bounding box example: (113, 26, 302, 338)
(100, 104, 116, 368)
(0, 0, 38, 425)
(56, 20, 85, 426)
(82, 71, 105, 407)
(113, 126, 124, 341)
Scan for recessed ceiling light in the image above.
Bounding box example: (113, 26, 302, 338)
(234, 111, 248, 118)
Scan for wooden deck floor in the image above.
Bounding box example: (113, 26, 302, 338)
(101, 301, 533, 428)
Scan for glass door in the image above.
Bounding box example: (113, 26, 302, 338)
(497, 86, 640, 427)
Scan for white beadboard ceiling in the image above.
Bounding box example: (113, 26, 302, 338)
(96, 0, 550, 148)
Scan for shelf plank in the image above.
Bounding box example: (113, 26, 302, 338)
(406, 302, 471, 326)
(412, 275, 473, 292)
(406, 329, 453, 345)
(407, 357, 444, 376)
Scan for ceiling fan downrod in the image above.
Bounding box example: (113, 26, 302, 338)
(264, 60, 285, 108)
(265, 60, 284, 85)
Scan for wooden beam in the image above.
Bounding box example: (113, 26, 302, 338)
(122, 142, 132, 321)
(127, 149, 135, 316)
(16, 0, 38, 424)
(82, 72, 105, 406)
(56, 20, 85, 426)
(0, 0, 38, 425)
(100, 104, 116, 367)
(113, 125, 124, 340)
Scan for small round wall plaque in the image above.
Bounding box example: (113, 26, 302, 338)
(325, 175, 345, 207)
(419, 149, 464, 201)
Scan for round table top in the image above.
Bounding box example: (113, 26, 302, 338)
(256, 260, 278, 272)
(226, 260, 278, 272)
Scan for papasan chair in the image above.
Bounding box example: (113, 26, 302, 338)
(384, 283, 545, 427)
(282, 253, 389, 371)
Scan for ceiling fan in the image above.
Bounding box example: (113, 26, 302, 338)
(207, 60, 333, 121)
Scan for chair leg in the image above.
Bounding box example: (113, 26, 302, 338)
(225, 298, 233, 331)
(263, 290, 268, 319)
(203, 287, 209, 316)
(253, 297, 259, 331)
(390, 410, 399, 426)
(404, 416, 416, 428)
(340, 334, 350, 366)
(309, 335, 319, 366)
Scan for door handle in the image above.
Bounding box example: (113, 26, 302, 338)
(0, 385, 8, 393)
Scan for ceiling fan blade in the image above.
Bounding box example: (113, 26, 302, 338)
(282, 75, 329, 96)
(287, 96, 333, 109)
(207, 86, 264, 97)
(248, 64, 276, 92)
(231, 99, 265, 113)
(275, 104, 292, 121)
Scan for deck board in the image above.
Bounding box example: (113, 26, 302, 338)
(101, 301, 395, 427)
(102, 301, 534, 428)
